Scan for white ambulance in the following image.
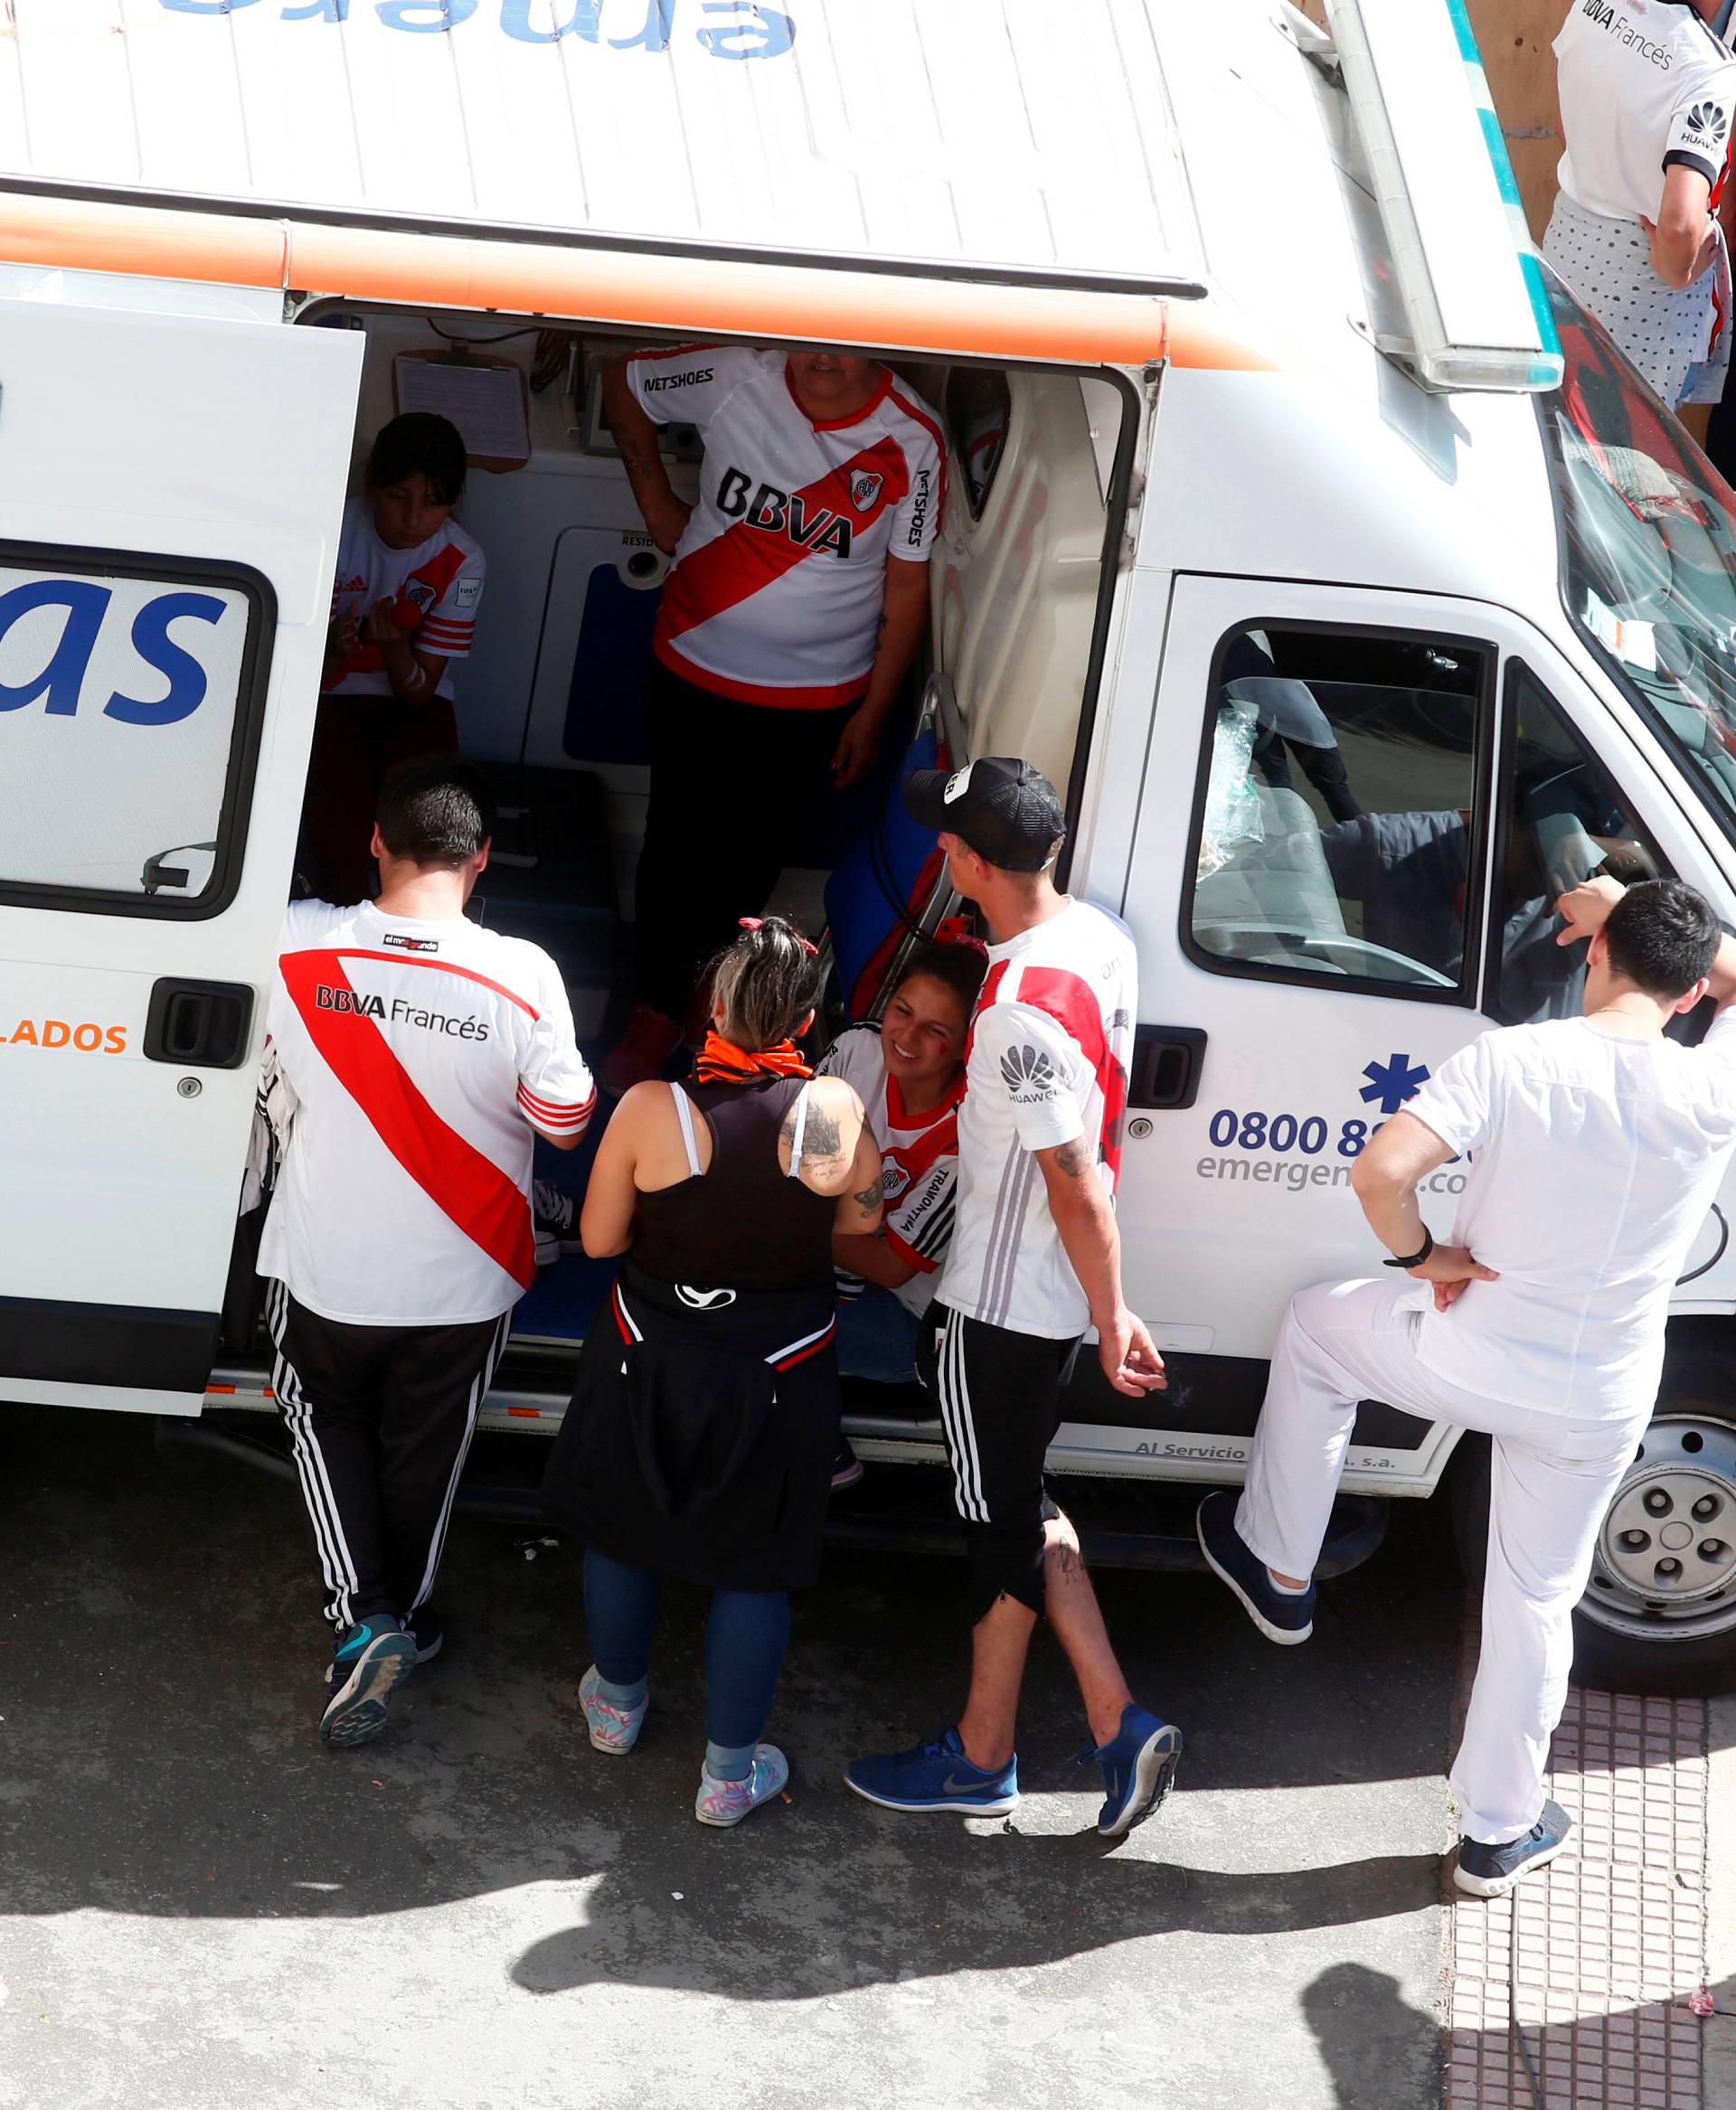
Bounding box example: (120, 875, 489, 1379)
(2, 0, 1734, 1692)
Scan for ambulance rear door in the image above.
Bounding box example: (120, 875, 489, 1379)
(0, 284, 363, 1417)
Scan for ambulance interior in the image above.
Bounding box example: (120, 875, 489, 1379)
(283, 305, 1130, 1353)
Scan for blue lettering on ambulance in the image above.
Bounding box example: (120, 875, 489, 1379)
(156, 0, 796, 55)
(0, 582, 227, 726)
(0, 580, 111, 717)
(104, 592, 227, 727)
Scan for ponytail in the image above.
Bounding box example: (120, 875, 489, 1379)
(708, 916, 824, 1050)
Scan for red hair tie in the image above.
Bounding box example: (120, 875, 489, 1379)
(934, 915, 989, 959)
(738, 915, 818, 957)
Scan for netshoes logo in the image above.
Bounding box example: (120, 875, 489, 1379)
(1, 1018, 127, 1052)
(642, 367, 713, 393)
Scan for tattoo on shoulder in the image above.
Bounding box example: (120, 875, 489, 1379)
(797, 1103, 844, 1160)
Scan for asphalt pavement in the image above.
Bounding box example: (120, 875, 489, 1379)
(0, 1400, 1462, 2110)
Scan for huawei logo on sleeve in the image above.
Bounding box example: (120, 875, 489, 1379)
(1688, 102, 1729, 142)
(1000, 1045, 1057, 1100)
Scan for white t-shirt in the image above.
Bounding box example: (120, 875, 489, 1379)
(818, 1022, 964, 1319)
(1555, 0, 1736, 222)
(937, 899, 1136, 1341)
(259, 900, 596, 1326)
(1405, 1008, 1736, 1418)
(625, 345, 943, 710)
(326, 496, 486, 702)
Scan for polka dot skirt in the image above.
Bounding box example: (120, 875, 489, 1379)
(1543, 191, 1714, 408)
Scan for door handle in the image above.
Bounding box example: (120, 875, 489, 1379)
(1128, 1024, 1207, 1111)
(143, 979, 254, 1070)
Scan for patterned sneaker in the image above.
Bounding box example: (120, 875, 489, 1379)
(320, 1615, 417, 1749)
(1089, 1703, 1184, 1839)
(694, 1744, 789, 1828)
(579, 1664, 648, 1755)
(601, 1003, 681, 1098)
(533, 1180, 581, 1267)
(1454, 1800, 1572, 1898)
(844, 1726, 1020, 1817)
(1196, 1490, 1316, 1644)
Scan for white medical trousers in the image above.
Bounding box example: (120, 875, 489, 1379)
(1236, 1278, 1645, 1846)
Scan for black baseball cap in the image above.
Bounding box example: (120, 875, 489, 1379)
(902, 756, 1066, 873)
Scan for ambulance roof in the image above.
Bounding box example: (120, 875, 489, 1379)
(0, 0, 1206, 297)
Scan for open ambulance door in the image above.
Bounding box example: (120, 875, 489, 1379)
(0, 290, 363, 1418)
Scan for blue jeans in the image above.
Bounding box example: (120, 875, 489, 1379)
(834, 1284, 922, 1386)
(582, 1548, 791, 1751)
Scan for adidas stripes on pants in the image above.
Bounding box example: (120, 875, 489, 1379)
(1237, 1278, 1645, 1847)
(265, 1280, 509, 1630)
(919, 1303, 1080, 1624)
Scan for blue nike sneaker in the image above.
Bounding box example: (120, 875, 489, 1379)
(1089, 1703, 1183, 1838)
(319, 1615, 417, 1749)
(844, 1726, 1019, 1816)
(1196, 1489, 1316, 1644)
(1454, 1801, 1572, 1898)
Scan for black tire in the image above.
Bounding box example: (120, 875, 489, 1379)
(1448, 1421, 1736, 1698)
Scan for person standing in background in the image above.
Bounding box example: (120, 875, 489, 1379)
(300, 413, 486, 903)
(597, 344, 943, 1096)
(1545, 0, 1736, 410)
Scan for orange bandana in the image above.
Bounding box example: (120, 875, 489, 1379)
(693, 1031, 814, 1084)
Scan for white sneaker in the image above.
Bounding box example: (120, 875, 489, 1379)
(694, 1744, 789, 1827)
(579, 1665, 647, 1755)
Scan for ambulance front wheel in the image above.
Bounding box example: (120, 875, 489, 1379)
(1449, 1417, 1736, 1698)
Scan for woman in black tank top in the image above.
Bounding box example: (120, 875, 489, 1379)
(542, 918, 882, 1829)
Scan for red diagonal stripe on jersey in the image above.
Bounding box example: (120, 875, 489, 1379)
(657, 435, 910, 645)
(1015, 966, 1131, 1191)
(282, 949, 535, 1290)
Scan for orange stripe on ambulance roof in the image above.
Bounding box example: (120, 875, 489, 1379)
(0, 193, 1268, 374)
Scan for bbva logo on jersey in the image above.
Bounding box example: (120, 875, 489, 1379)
(716, 467, 854, 558)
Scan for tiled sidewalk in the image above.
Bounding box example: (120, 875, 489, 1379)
(1444, 1683, 1710, 2109)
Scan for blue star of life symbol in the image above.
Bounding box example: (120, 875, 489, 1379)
(1360, 1051, 1429, 1116)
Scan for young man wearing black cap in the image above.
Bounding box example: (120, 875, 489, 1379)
(845, 758, 1183, 1839)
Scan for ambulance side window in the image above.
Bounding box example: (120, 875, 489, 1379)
(1488, 663, 1666, 1025)
(944, 368, 1010, 521)
(0, 549, 268, 916)
(1184, 624, 1493, 1000)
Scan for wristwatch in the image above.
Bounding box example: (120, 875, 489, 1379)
(1383, 1227, 1434, 1269)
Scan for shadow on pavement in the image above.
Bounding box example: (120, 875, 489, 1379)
(0, 1397, 1458, 2009)
(1303, 1962, 1441, 2107)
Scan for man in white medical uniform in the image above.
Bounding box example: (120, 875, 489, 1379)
(1199, 873, 1736, 1897)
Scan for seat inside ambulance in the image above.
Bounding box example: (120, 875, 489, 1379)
(286, 313, 1122, 1351)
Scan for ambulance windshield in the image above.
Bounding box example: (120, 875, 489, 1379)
(1542, 274, 1736, 843)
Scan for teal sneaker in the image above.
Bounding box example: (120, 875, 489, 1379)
(320, 1615, 417, 1749)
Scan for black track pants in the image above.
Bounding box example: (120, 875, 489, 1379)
(265, 1280, 509, 1629)
(630, 661, 854, 1020)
